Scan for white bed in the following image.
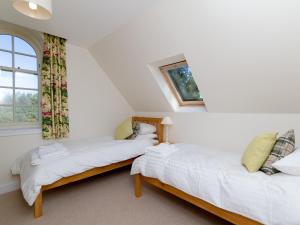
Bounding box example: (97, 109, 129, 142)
(131, 143, 300, 225)
(12, 137, 154, 206)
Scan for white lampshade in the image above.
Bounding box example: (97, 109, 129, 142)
(161, 116, 173, 125)
(13, 0, 52, 20)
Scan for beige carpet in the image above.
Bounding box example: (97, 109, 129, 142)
(0, 168, 231, 225)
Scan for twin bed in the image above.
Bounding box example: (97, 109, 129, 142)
(132, 144, 300, 225)
(12, 117, 164, 218)
(12, 117, 299, 225)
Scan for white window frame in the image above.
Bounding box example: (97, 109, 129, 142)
(0, 34, 41, 129)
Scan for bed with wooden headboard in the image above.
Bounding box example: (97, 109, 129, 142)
(33, 117, 164, 218)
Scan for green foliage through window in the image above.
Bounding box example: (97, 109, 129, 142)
(167, 65, 202, 102)
(160, 60, 204, 106)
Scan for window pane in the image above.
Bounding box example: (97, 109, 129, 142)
(0, 70, 13, 87)
(167, 65, 202, 101)
(15, 72, 38, 89)
(15, 54, 37, 71)
(15, 89, 39, 106)
(14, 37, 36, 56)
(0, 88, 13, 104)
(0, 35, 12, 51)
(0, 106, 13, 123)
(15, 106, 39, 123)
(0, 51, 12, 67)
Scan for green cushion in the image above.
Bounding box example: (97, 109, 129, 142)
(242, 132, 278, 172)
(114, 117, 133, 140)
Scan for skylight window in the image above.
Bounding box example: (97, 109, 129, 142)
(160, 60, 204, 106)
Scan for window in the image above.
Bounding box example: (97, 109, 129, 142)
(0, 34, 39, 126)
(160, 60, 204, 106)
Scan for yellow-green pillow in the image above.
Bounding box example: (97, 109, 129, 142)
(114, 117, 133, 140)
(242, 132, 278, 172)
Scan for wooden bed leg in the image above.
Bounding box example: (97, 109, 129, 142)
(135, 174, 142, 198)
(34, 191, 43, 218)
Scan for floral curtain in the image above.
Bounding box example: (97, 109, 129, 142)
(41, 33, 69, 139)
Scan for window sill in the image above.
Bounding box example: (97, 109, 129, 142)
(175, 105, 207, 113)
(0, 127, 41, 137)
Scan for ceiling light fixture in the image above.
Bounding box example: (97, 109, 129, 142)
(28, 2, 38, 10)
(12, 0, 52, 20)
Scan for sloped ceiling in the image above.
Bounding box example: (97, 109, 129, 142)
(90, 0, 300, 113)
(0, 0, 159, 47)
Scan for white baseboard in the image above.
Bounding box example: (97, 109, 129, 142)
(0, 181, 20, 195)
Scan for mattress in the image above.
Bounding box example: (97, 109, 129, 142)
(12, 137, 154, 206)
(131, 143, 300, 225)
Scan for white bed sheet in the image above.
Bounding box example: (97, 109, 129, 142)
(12, 137, 154, 206)
(131, 143, 300, 225)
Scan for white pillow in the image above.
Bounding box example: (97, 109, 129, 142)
(150, 139, 159, 145)
(135, 134, 158, 140)
(272, 148, 300, 176)
(135, 136, 158, 145)
(139, 123, 156, 135)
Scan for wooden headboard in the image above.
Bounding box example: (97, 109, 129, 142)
(132, 117, 164, 143)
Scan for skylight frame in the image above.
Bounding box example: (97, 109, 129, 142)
(160, 60, 204, 107)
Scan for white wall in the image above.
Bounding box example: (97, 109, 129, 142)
(0, 43, 133, 190)
(91, 0, 300, 113)
(67, 44, 133, 139)
(89, 0, 300, 163)
(136, 112, 300, 154)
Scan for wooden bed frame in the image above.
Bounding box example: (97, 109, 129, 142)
(134, 174, 263, 225)
(33, 116, 164, 218)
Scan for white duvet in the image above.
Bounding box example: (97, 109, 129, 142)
(131, 143, 300, 225)
(12, 137, 154, 206)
